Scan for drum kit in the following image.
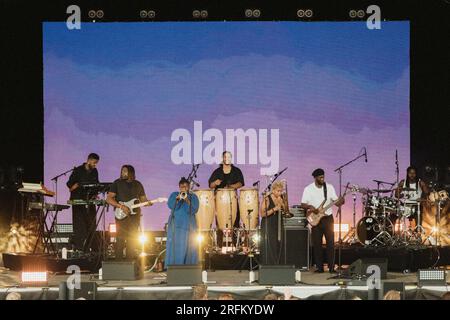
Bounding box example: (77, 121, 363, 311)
(193, 187, 261, 254)
(347, 183, 449, 247)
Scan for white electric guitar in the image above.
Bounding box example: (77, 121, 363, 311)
(115, 197, 168, 220)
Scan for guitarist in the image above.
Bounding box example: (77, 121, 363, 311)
(301, 168, 344, 273)
(107, 165, 152, 260)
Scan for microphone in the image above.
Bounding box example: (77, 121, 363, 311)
(252, 180, 260, 187)
(364, 147, 368, 163)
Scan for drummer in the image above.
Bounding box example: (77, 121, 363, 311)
(208, 151, 245, 246)
(395, 166, 429, 227)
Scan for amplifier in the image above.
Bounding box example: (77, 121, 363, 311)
(102, 260, 143, 280)
(282, 226, 310, 270)
(167, 265, 202, 286)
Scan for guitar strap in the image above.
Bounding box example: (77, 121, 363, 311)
(323, 182, 328, 201)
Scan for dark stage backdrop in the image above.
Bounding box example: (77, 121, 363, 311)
(1, 1, 449, 232)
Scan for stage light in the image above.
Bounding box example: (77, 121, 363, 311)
(357, 10, 365, 18)
(252, 233, 260, 243)
(97, 10, 104, 19)
(334, 223, 349, 233)
(305, 9, 313, 18)
(245, 9, 253, 18)
(138, 233, 147, 245)
(21, 272, 48, 286)
(349, 10, 357, 18)
(148, 10, 156, 19)
(417, 269, 446, 286)
(297, 10, 305, 18)
(109, 223, 116, 234)
(253, 9, 261, 18)
(192, 10, 201, 18)
(200, 10, 208, 19)
(196, 233, 204, 244)
(140, 10, 147, 18)
(88, 10, 96, 19)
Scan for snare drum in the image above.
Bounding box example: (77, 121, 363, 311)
(239, 188, 259, 230)
(215, 188, 238, 230)
(193, 189, 215, 231)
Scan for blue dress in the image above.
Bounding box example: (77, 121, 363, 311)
(166, 192, 199, 266)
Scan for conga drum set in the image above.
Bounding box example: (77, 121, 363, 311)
(193, 187, 261, 253)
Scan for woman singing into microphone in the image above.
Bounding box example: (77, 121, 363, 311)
(260, 181, 289, 265)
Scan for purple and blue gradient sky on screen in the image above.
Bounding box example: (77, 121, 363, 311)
(43, 22, 410, 230)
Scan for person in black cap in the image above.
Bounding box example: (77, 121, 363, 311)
(301, 168, 344, 273)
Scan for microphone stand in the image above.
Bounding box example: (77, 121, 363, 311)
(330, 151, 366, 280)
(51, 167, 75, 209)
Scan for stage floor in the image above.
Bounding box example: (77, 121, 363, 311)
(1, 266, 449, 300)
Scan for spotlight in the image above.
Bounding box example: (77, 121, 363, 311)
(245, 9, 253, 18)
(417, 269, 446, 286)
(21, 272, 48, 286)
(252, 233, 260, 243)
(349, 10, 357, 18)
(96, 10, 104, 19)
(357, 10, 365, 18)
(297, 10, 305, 18)
(88, 10, 96, 19)
(305, 9, 313, 18)
(192, 10, 201, 18)
(148, 10, 156, 19)
(138, 233, 147, 245)
(196, 233, 204, 244)
(200, 10, 208, 19)
(252, 9, 261, 18)
(139, 10, 148, 18)
(109, 223, 116, 234)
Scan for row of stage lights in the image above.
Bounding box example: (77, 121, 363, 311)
(85, 8, 372, 20)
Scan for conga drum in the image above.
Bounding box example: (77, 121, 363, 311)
(215, 188, 237, 230)
(239, 188, 259, 230)
(193, 189, 215, 231)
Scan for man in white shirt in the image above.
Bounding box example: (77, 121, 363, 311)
(301, 168, 344, 273)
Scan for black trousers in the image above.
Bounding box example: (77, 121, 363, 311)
(115, 214, 140, 260)
(311, 215, 335, 271)
(72, 205, 97, 251)
(216, 209, 240, 247)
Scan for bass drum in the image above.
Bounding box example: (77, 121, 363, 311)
(356, 216, 393, 245)
(239, 188, 259, 230)
(215, 188, 238, 230)
(193, 189, 215, 231)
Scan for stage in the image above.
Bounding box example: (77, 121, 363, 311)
(1, 245, 449, 300)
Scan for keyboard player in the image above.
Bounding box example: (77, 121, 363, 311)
(66, 153, 100, 252)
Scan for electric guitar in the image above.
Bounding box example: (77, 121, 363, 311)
(115, 197, 168, 220)
(306, 184, 356, 227)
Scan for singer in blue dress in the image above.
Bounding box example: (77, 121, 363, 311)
(166, 177, 200, 266)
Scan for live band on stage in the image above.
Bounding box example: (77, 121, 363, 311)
(23, 150, 449, 273)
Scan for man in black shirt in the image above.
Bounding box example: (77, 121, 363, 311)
(208, 151, 245, 247)
(106, 165, 151, 260)
(66, 153, 100, 251)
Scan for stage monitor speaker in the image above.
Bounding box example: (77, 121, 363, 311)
(167, 265, 202, 286)
(258, 265, 296, 285)
(348, 258, 388, 279)
(282, 226, 309, 270)
(102, 260, 143, 281)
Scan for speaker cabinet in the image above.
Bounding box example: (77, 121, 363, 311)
(258, 265, 296, 285)
(282, 226, 310, 270)
(348, 258, 388, 279)
(167, 265, 202, 286)
(102, 260, 143, 281)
